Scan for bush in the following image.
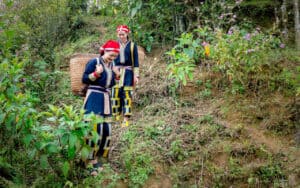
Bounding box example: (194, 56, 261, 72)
(166, 26, 298, 96)
(18, 0, 87, 64)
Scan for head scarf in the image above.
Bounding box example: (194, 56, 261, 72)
(99, 40, 120, 55)
(116, 25, 130, 33)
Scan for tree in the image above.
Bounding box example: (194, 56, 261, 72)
(281, 0, 288, 40)
(294, 0, 300, 49)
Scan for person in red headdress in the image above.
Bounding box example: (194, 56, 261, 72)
(111, 25, 139, 127)
(82, 40, 120, 176)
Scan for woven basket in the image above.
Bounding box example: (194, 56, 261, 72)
(69, 53, 99, 95)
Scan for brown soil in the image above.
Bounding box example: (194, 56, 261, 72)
(110, 46, 300, 186)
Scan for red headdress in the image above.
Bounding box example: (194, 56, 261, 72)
(99, 40, 120, 55)
(116, 25, 130, 33)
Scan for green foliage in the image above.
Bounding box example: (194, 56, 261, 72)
(121, 128, 154, 187)
(194, 0, 240, 30)
(102, 0, 175, 51)
(0, 10, 30, 60)
(166, 33, 200, 89)
(80, 163, 122, 187)
(0, 49, 99, 181)
(0, 53, 40, 185)
(24, 60, 66, 107)
(0, 56, 38, 149)
(253, 161, 285, 185)
(228, 157, 245, 179)
(166, 49, 195, 88)
(67, 0, 88, 12)
(35, 105, 101, 178)
(199, 115, 214, 124)
(56, 34, 99, 58)
(17, 0, 87, 63)
(199, 80, 213, 98)
(167, 25, 298, 95)
(168, 139, 188, 161)
(144, 125, 162, 140)
(210, 28, 281, 94)
(1, 0, 299, 186)
(0, 23, 96, 181)
(128, 0, 174, 49)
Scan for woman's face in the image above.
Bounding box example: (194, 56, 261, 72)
(117, 31, 128, 43)
(103, 51, 119, 63)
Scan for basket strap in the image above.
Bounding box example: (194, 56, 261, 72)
(130, 42, 134, 69)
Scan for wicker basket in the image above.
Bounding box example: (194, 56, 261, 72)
(69, 53, 99, 96)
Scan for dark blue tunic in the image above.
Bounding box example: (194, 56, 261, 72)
(82, 57, 115, 116)
(114, 41, 139, 86)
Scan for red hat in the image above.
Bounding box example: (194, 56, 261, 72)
(99, 40, 120, 55)
(116, 25, 130, 33)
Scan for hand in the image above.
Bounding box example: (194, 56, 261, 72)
(112, 67, 120, 78)
(95, 64, 103, 75)
(134, 76, 139, 85)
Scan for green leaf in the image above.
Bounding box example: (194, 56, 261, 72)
(39, 111, 53, 117)
(25, 117, 33, 129)
(5, 30, 15, 39)
(61, 133, 69, 146)
(69, 134, 77, 148)
(39, 125, 53, 131)
(68, 147, 76, 159)
(28, 148, 37, 160)
(5, 1, 14, 8)
(46, 143, 59, 153)
(47, 117, 56, 122)
(80, 146, 90, 161)
(62, 161, 70, 178)
(130, 0, 142, 18)
(23, 134, 34, 147)
(131, 7, 138, 18)
(182, 78, 187, 86)
(36, 141, 47, 150)
(91, 131, 99, 144)
(40, 154, 49, 169)
(188, 72, 194, 80)
(0, 113, 5, 124)
(56, 128, 66, 135)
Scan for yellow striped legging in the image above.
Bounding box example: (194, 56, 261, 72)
(86, 119, 112, 159)
(111, 85, 133, 117)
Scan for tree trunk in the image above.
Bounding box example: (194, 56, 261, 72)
(274, 7, 280, 30)
(294, 0, 300, 50)
(281, 0, 288, 40)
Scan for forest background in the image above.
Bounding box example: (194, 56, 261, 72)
(0, 0, 299, 187)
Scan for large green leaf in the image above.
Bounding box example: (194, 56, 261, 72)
(130, 0, 142, 18)
(80, 146, 90, 161)
(68, 146, 76, 159)
(62, 161, 70, 178)
(40, 154, 49, 169)
(69, 134, 77, 148)
(46, 143, 59, 154)
(23, 134, 34, 147)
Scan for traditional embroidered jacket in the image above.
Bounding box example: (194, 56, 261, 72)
(82, 57, 115, 116)
(114, 41, 139, 86)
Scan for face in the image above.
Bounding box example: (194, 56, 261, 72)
(103, 51, 119, 63)
(117, 31, 128, 43)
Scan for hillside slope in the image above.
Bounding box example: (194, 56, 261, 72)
(55, 18, 299, 186)
(106, 47, 300, 187)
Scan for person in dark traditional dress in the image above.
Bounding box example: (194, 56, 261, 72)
(82, 40, 120, 176)
(111, 25, 139, 127)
